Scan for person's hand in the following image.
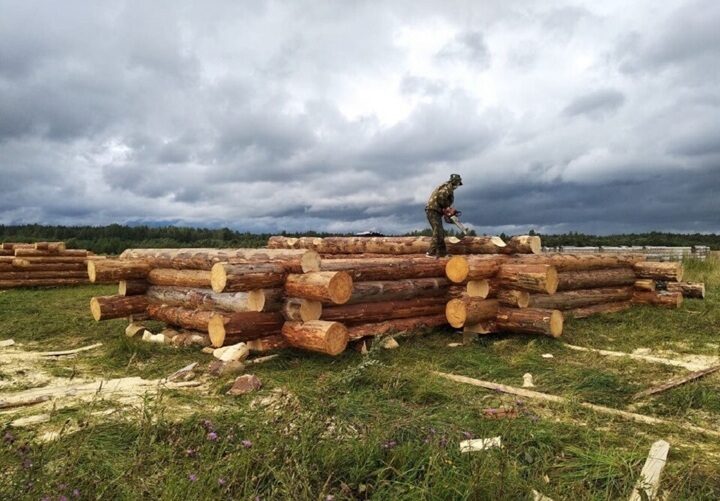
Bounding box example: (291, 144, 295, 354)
(443, 207, 457, 217)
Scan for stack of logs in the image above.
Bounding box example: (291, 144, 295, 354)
(443, 253, 703, 338)
(0, 242, 103, 289)
(88, 235, 704, 356)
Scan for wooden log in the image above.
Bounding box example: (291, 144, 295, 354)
(88, 259, 150, 283)
(566, 301, 633, 318)
(247, 288, 284, 312)
(1, 243, 34, 250)
(634, 262, 683, 282)
(463, 320, 497, 335)
(147, 269, 211, 288)
(7, 263, 86, 272)
(146, 304, 215, 332)
(285, 271, 353, 304)
(90, 295, 149, 321)
(210, 262, 286, 293)
(14, 257, 91, 266)
(281, 320, 349, 355)
(445, 255, 506, 283)
(207, 311, 285, 347)
(281, 298, 323, 321)
(632, 291, 683, 308)
(118, 280, 149, 296)
(634, 279, 656, 291)
(0, 270, 89, 280)
(445, 298, 499, 328)
(14, 249, 87, 257)
(466, 279, 490, 298)
(528, 287, 633, 310)
(496, 307, 563, 337)
(322, 297, 447, 325)
(146, 286, 263, 313)
(508, 253, 646, 271)
(118, 248, 320, 273)
(0, 278, 89, 288)
(665, 282, 705, 299)
(0, 250, 13, 256)
(345, 278, 450, 304)
(34, 242, 66, 252)
(498, 264, 558, 294)
(268, 235, 508, 255)
(556, 267, 636, 291)
(246, 334, 290, 353)
(500, 235, 541, 255)
(633, 365, 720, 401)
(495, 289, 530, 308)
(346, 314, 447, 340)
(321, 257, 448, 281)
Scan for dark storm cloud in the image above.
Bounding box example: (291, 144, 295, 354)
(0, 0, 718, 234)
(562, 89, 625, 118)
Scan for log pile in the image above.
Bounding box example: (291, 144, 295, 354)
(88, 235, 703, 356)
(0, 242, 104, 288)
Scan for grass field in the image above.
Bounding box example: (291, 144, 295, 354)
(1, 258, 719, 500)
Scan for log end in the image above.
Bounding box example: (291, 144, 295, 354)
(301, 250, 321, 273)
(445, 298, 466, 329)
(549, 310, 563, 338)
(328, 271, 353, 304)
(527, 236, 541, 255)
(300, 300, 323, 322)
(208, 314, 227, 347)
(515, 290, 530, 308)
(466, 279, 489, 298)
(247, 289, 266, 312)
(546, 266, 559, 295)
(87, 261, 97, 283)
(491, 236, 507, 248)
(446, 256, 469, 283)
(210, 263, 227, 293)
(90, 297, 102, 321)
(323, 321, 349, 356)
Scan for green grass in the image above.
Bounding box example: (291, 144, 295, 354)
(1, 259, 719, 499)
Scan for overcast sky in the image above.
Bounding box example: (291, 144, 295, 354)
(1, 1, 718, 235)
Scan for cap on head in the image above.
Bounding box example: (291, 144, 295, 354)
(450, 173, 463, 186)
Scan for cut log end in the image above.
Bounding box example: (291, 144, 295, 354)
(549, 310, 563, 338)
(445, 298, 466, 329)
(446, 256, 469, 283)
(247, 289, 266, 312)
(210, 263, 227, 293)
(323, 322, 349, 356)
(528, 236, 541, 255)
(491, 236, 507, 248)
(208, 315, 227, 348)
(546, 267, 559, 295)
(90, 297, 101, 321)
(301, 250, 321, 273)
(466, 279, 489, 298)
(328, 271, 353, 304)
(87, 261, 97, 283)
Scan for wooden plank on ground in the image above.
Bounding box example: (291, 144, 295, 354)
(632, 365, 720, 400)
(628, 440, 670, 501)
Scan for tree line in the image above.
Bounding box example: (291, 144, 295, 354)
(1, 224, 718, 254)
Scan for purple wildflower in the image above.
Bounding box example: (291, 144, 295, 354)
(189, 473, 198, 482)
(73, 490, 81, 498)
(22, 458, 32, 469)
(59, 496, 69, 501)
(439, 437, 448, 448)
(462, 431, 473, 439)
(218, 478, 226, 486)
(241, 439, 253, 449)
(326, 495, 335, 501)
(201, 419, 215, 432)
(207, 432, 218, 442)
(59, 484, 67, 491)
(428, 427, 437, 435)
(3, 431, 15, 444)
(185, 448, 198, 457)
(381, 439, 397, 450)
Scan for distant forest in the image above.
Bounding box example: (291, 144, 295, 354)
(1, 224, 719, 254)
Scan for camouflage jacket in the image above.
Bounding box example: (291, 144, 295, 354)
(426, 181, 455, 213)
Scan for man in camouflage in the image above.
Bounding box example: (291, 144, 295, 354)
(425, 173, 463, 257)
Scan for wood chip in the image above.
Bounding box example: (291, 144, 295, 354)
(459, 436, 503, 452)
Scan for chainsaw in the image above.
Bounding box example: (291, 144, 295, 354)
(443, 208, 469, 237)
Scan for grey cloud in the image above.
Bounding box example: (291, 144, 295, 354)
(435, 31, 491, 69)
(563, 89, 625, 118)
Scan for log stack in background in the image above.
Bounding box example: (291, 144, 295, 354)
(0, 242, 104, 289)
(88, 235, 704, 356)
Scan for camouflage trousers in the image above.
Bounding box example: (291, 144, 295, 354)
(425, 208, 447, 256)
